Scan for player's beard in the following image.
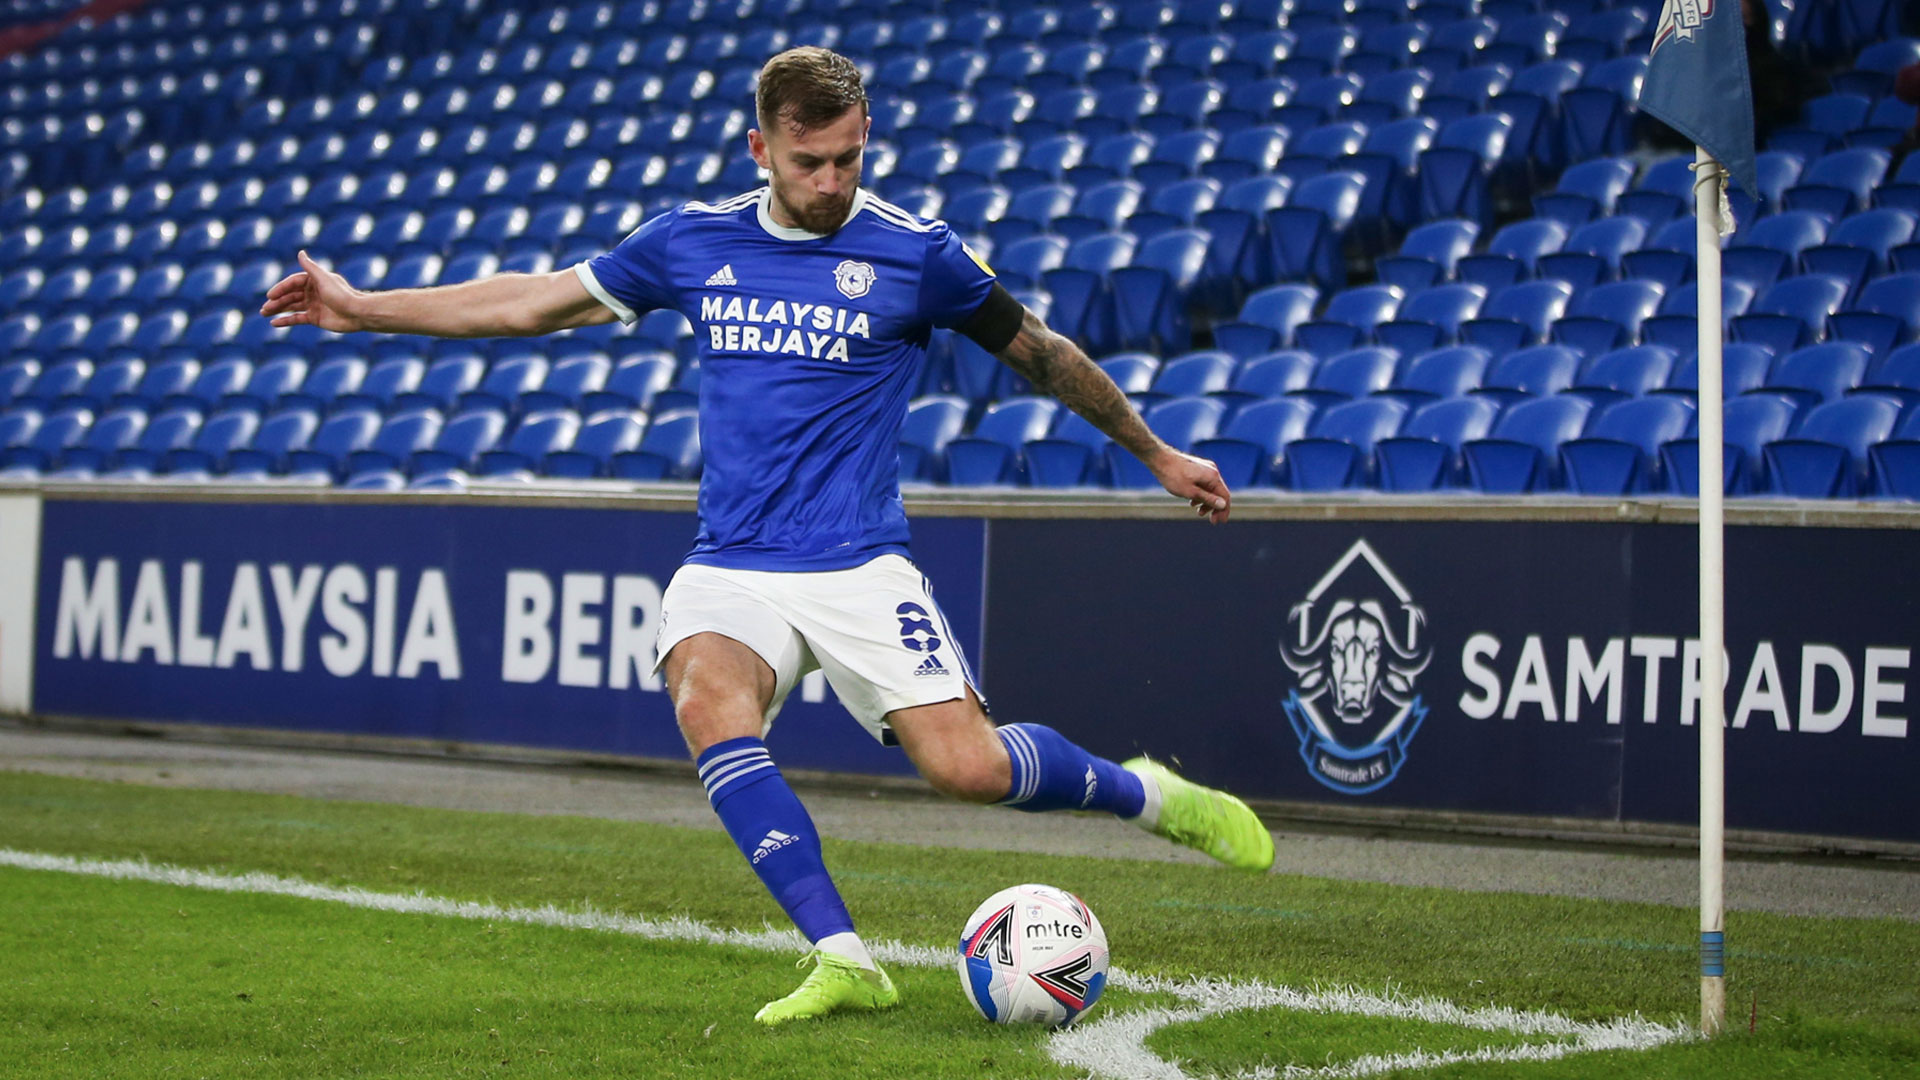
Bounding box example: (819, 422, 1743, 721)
(776, 179, 858, 234)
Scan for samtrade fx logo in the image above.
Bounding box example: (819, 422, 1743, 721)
(1281, 540, 1433, 795)
(1651, 0, 1716, 52)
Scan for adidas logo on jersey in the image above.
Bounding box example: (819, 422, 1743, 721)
(913, 655, 947, 677)
(751, 829, 797, 863)
(704, 264, 738, 286)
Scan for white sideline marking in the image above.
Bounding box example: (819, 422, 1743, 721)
(1, 849, 1691, 1078)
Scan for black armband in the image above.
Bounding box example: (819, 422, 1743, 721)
(957, 282, 1025, 354)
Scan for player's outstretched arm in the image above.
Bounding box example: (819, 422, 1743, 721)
(260, 250, 617, 338)
(994, 307, 1231, 523)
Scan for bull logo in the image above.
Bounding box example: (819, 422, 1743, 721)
(1281, 540, 1432, 795)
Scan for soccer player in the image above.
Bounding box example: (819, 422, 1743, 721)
(262, 46, 1275, 1024)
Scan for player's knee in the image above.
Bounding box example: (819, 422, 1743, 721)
(672, 688, 764, 755)
(919, 750, 1011, 804)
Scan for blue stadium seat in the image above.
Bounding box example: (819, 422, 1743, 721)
(1474, 344, 1584, 407)
(1558, 55, 1646, 164)
(1217, 283, 1320, 358)
(1382, 344, 1493, 405)
(1781, 147, 1890, 219)
(224, 407, 322, 477)
(1662, 392, 1801, 496)
(1486, 58, 1583, 171)
(55, 406, 148, 474)
(1565, 344, 1680, 409)
(1830, 273, 1920, 357)
(1464, 395, 1593, 492)
(1755, 342, 1873, 412)
(1732, 274, 1851, 354)
(1265, 169, 1366, 289)
(993, 234, 1068, 291)
(408, 407, 509, 475)
(1560, 396, 1696, 494)
(1024, 409, 1115, 487)
(1376, 396, 1501, 491)
(1192, 397, 1317, 487)
(1375, 218, 1480, 291)
(1274, 120, 1368, 183)
(1282, 397, 1407, 490)
(1425, 63, 1513, 126)
(944, 397, 1059, 486)
(1376, 282, 1487, 354)
(1042, 231, 1137, 352)
(1532, 157, 1637, 224)
(1551, 279, 1665, 355)
(544, 410, 648, 478)
(1456, 218, 1570, 290)
(1295, 346, 1400, 410)
(519, 354, 612, 413)
(1723, 210, 1831, 292)
(161, 406, 260, 474)
(1296, 284, 1404, 357)
(1618, 155, 1698, 225)
(1764, 395, 1902, 497)
(478, 410, 582, 476)
(1343, 116, 1440, 231)
(1225, 351, 1317, 398)
(1109, 228, 1209, 352)
(897, 394, 969, 482)
(0, 405, 91, 471)
(1149, 351, 1236, 398)
(106, 405, 204, 473)
(1535, 216, 1649, 288)
(346, 408, 445, 478)
(583, 354, 676, 414)
(1416, 113, 1511, 226)
(1802, 209, 1919, 302)
(611, 407, 701, 480)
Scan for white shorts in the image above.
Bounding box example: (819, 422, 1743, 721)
(653, 553, 983, 742)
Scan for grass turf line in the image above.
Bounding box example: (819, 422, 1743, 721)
(2, 771, 1917, 1079)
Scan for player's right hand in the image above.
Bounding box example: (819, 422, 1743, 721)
(261, 250, 362, 332)
(1149, 448, 1232, 525)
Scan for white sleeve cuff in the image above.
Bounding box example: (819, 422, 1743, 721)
(574, 262, 638, 325)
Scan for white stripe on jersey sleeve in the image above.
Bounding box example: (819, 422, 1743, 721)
(573, 262, 638, 325)
(861, 193, 938, 233)
(685, 188, 765, 215)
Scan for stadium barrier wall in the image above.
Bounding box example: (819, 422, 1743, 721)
(13, 485, 1920, 847)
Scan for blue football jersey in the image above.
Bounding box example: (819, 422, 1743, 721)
(577, 187, 998, 571)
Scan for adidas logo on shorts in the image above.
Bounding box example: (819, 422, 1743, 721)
(913, 655, 947, 677)
(704, 264, 738, 286)
(752, 829, 796, 863)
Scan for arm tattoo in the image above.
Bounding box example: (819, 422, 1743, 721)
(995, 309, 1165, 462)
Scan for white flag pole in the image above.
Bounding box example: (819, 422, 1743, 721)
(1693, 144, 1728, 1038)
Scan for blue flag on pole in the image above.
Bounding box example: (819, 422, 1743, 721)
(1638, 0, 1758, 199)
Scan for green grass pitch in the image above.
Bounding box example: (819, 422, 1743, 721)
(0, 770, 1915, 1079)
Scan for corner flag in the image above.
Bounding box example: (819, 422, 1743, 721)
(1638, 0, 1759, 199)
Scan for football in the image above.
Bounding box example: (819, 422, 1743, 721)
(957, 883, 1109, 1027)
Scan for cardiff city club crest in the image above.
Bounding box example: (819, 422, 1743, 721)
(1280, 539, 1433, 795)
(833, 258, 876, 299)
(1650, 0, 1715, 53)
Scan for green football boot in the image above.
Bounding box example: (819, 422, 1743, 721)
(1123, 757, 1275, 872)
(754, 951, 900, 1026)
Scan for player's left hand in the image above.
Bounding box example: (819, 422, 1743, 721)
(1149, 449, 1231, 524)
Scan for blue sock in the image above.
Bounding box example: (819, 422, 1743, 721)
(697, 737, 854, 944)
(995, 723, 1146, 818)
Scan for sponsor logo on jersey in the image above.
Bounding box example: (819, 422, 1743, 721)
(833, 259, 876, 299)
(704, 264, 738, 286)
(914, 654, 946, 677)
(1281, 539, 1433, 795)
